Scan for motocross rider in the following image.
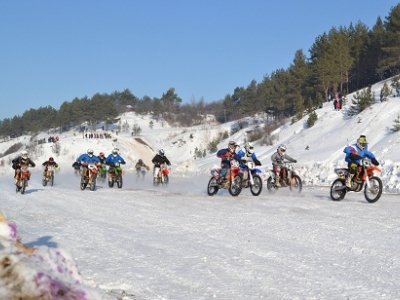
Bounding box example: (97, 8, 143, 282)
(151, 149, 171, 180)
(12, 150, 36, 186)
(105, 148, 126, 177)
(78, 149, 101, 180)
(343, 135, 379, 188)
(216, 141, 240, 189)
(42, 157, 59, 179)
(236, 142, 262, 185)
(271, 144, 297, 187)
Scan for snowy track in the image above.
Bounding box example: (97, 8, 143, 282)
(1, 171, 400, 300)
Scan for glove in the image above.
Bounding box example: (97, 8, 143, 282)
(292, 160, 297, 163)
(349, 153, 363, 161)
(120, 161, 126, 165)
(371, 158, 379, 166)
(254, 159, 262, 166)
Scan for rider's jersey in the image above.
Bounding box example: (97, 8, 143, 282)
(343, 143, 376, 164)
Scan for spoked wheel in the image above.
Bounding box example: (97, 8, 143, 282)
(90, 177, 97, 191)
(42, 178, 48, 186)
(207, 177, 219, 196)
(289, 175, 302, 193)
(163, 175, 169, 186)
(364, 176, 383, 203)
(229, 175, 243, 197)
(20, 179, 27, 194)
(80, 178, 87, 190)
(330, 179, 347, 201)
(50, 175, 54, 186)
(117, 175, 123, 188)
(250, 175, 263, 196)
(266, 177, 277, 194)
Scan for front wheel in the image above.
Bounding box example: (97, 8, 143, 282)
(90, 176, 97, 191)
(229, 174, 242, 197)
(163, 175, 169, 185)
(80, 177, 87, 190)
(364, 176, 383, 203)
(289, 175, 302, 193)
(50, 175, 54, 186)
(117, 175, 123, 188)
(250, 175, 263, 196)
(266, 177, 277, 194)
(20, 179, 27, 194)
(42, 178, 48, 186)
(207, 177, 219, 196)
(330, 179, 347, 201)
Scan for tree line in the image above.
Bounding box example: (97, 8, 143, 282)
(1, 4, 400, 138)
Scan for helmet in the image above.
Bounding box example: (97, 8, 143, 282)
(21, 150, 28, 159)
(357, 135, 368, 150)
(228, 141, 237, 153)
(277, 144, 287, 156)
(49, 157, 54, 162)
(158, 148, 165, 156)
(99, 152, 105, 157)
(112, 148, 119, 156)
(138, 159, 143, 163)
(87, 148, 94, 157)
(245, 142, 254, 154)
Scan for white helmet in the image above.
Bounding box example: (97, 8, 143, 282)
(245, 142, 254, 154)
(158, 148, 165, 156)
(112, 148, 119, 156)
(277, 144, 287, 156)
(87, 148, 94, 157)
(21, 150, 28, 159)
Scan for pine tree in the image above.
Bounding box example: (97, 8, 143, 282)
(391, 113, 400, 132)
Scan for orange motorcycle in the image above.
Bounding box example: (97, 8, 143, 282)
(80, 163, 101, 191)
(330, 158, 382, 203)
(153, 163, 169, 186)
(16, 166, 31, 194)
(207, 159, 242, 197)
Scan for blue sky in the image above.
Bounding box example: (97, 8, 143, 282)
(0, 1, 398, 120)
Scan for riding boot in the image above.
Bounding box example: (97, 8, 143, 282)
(275, 175, 281, 187)
(346, 173, 354, 188)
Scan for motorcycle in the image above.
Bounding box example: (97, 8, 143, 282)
(99, 164, 107, 181)
(207, 159, 243, 197)
(42, 165, 56, 186)
(80, 163, 100, 191)
(239, 157, 263, 196)
(266, 161, 302, 193)
(15, 166, 31, 194)
(108, 162, 123, 188)
(153, 163, 169, 186)
(330, 158, 382, 203)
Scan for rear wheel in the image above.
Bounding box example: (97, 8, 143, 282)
(330, 179, 346, 201)
(229, 174, 243, 196)
(207, 177, 219, 196)
(250, 175, 263, 196)
(364, 176, 382, 203)
(289, 175, 302, 193)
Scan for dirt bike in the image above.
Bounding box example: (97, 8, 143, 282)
(15, 166, 31, 194)
(330, 158, 382, 203)
(266, 161, 302, 193)
(153, 163, 169, 186)
(238, 157, 263, 196)
(80, 163, 100, 191)
(207, 159, 243, 197)
(42, 165, 55, 186)
(99, 164, 107, 181)
(108, 162, 123, 188)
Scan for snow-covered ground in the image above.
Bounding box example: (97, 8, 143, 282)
(0, 78, 400, 299)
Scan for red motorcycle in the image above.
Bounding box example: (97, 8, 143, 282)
(330, 158, 382, 203)
(207, 159, 242, 196)
(153, 163, 169, 186)
(42, 165, 56, 186)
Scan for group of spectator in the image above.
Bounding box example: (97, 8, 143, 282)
(37, 136, 59, 145)
(82, 132, 113, 139)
